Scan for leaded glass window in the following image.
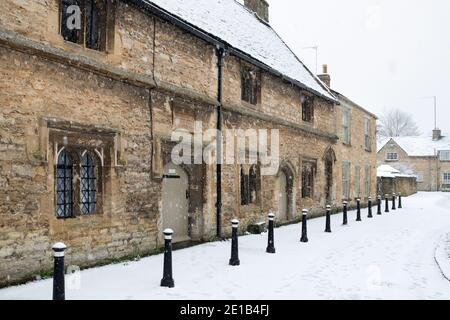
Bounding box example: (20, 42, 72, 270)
(56, 150, 73, 218)
(81, 152, 97, 215)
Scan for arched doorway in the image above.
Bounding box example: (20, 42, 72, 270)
(162, 162, 190, 243)
(277, 164, 294, 221)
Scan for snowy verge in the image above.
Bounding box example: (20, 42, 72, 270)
(434, 233, 450, 282)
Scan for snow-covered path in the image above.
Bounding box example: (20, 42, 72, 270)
(1, 192, 450, 300)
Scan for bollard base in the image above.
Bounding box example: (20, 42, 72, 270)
(325, 228, 332, 233)
(266, 247, 276, 254)
(229, 259, 240, 266)
(300, 237, 309, 243)
(161, 277, 175, 288)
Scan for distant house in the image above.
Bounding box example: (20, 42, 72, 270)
(377, 129, 450, 191)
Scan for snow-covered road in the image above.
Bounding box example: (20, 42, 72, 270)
(1, 192, 450, 300)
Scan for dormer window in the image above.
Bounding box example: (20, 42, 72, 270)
(301, 95, 314, 123)
(241, 66, 260, 105)
(60, 0, 110, 52)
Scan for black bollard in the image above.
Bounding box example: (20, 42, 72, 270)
(392, 193, 396, 210)
(161, 229, 175, 288)
(343, 201, 348, 225)
(356, 198, 362, 221)
(300, 209, 309, 243)
(385, 194, 390, 213)
(52, 242, 67, 301)
(266, 212, 276, 254)
(377, 195, 382, 215)
(368, 197, 373, 218)
(398, 193, 403, 209)
(325, 205, 332, 233)
(229, 220, 240, 266)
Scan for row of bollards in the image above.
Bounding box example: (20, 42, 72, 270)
(50, 193, 404, 298)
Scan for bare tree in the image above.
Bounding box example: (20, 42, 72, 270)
(377, 109, 421, 139)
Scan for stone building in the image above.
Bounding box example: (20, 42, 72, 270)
(318, 65, 378, 208)
(377, 129, 450, 191)
(0, 0, 377, 286)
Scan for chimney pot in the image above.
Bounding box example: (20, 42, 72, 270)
(432, 129, 442, 141)
(318, 64, 331, 88)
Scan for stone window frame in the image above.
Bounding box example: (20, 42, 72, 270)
(342, 161, 350, 200)
(342, 108, 351, 145)
(443, 172, 450, 184)
(240, 164, 261, 206)
(364, 118, 371, 151)
(364, 165, 370, 198)
(354, 165, 361, 198)
(301, 159, 317, 199)
(59, 0, 115, 53)
(54, 142, 104, 219)
(386, 152, 398, 161)
(28, 117, 125, 220)
(301, 94, 314, 124)
(240, 65, 261, 105)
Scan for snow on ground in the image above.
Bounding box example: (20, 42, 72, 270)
(1, 192, 450, 300)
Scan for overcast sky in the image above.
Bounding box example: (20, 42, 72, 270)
(268, 0, 450, 136)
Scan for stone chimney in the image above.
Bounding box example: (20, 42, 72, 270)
(244, 0, 269, 23)
(318, 64, 331, 88)
(432, 128, 442, 141)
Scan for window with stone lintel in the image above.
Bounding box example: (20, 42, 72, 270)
(241, 66, 261, 105)
(60, 0, 111, 52)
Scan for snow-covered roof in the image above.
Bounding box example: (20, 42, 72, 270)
(141, 0, 336, 101)
(377, 134, 450, 156)
(377, 165, 415, 178)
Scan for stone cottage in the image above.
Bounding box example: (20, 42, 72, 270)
(377, 129, 450, 192)
(0, 0, 377, 286)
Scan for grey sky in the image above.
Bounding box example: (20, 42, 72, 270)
(268, 0, 450, 136)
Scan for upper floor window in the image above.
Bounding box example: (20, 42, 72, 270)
(301, 95, 314, 123)
(342, 109, 350, 144)
(241, 66, 260, 105)
(60, 0, 108, 52)
(439, 150, 450, 161)
(364, 119, 371, 151)
(386, 152, 398, 161)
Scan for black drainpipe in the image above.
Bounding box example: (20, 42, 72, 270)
(216, 47, 226, 240)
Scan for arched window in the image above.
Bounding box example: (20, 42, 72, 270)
(81, 152, 97, 215)
(56, 150, 73, 218)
